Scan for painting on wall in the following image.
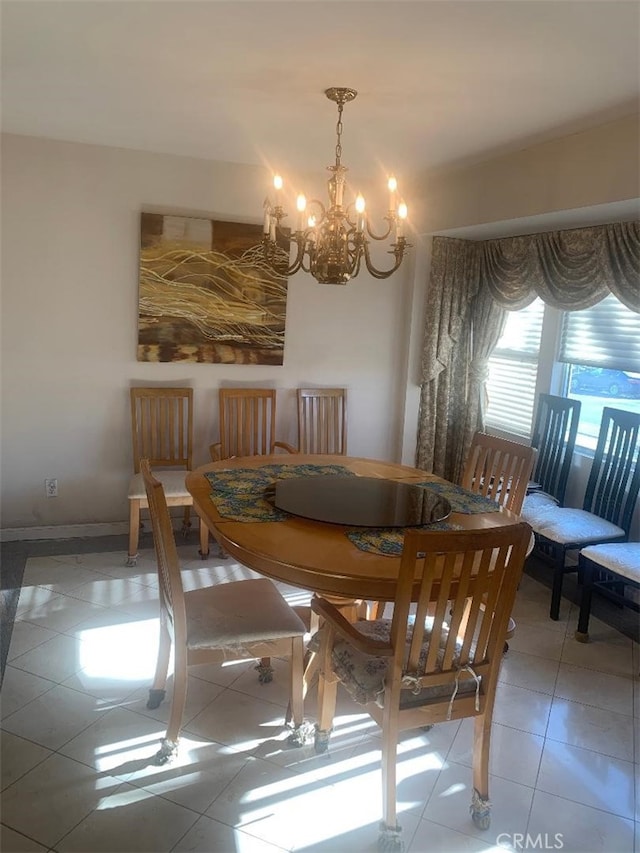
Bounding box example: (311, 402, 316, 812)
(137, 213, 289, 365)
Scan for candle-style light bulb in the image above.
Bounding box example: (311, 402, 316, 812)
(388, 175, 398, 211)
(307, 215, 317, 244)
(273, 174, 283, 207)
(396, 201, 408, 238)
(355, 194, 366, 231)
(296, 194, 307, 231)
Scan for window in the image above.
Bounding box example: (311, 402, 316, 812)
(485, 297, 544, 437)
(486, 293, 640, 450)
(560, 294, 640, 449)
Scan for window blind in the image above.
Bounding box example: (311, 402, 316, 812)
(559, 294, 640, 372)
(486, 356, 539, 436)
(485, 298, 545, 437)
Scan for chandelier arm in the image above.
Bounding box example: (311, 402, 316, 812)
(365, 217, 395, 242)
(263, 232, 306, 277)
(284, 235, 307, 276)
(362, 238, 408, 280)
(351, 242, 364, 278)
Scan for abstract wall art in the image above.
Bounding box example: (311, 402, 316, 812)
(137, 213, 289, 364)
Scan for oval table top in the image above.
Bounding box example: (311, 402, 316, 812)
(186, 454, 523, 601)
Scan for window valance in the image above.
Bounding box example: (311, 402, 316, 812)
(479, 221, 639, 313)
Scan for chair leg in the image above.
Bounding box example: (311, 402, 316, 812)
(379, 711, 402, 851)
(287, 636, 313, 746)
(127, 500, 140, 566)
(147, 615, 171, 709)
(198, 517, 210, 559)
(288, 636, 304, 728)
(158, 646, 188, 764)
(575, 560, 594, 642)
(285, 645, 318, 726)
(549, 548, 566, 621)
(470, 713, 492, 830)
(314, 632, 338, 754)
(181, 506, 191, 538)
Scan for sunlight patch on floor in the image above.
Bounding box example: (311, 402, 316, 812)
(78, 618, 160, 679)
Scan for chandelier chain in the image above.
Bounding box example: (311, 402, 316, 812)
(335, 102, 344, 167)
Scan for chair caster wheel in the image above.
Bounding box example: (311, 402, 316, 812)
(146, 688, 166, 710)
(314, 727, 331, 754)
(470, 789, 491, 830)
(255, 663, 274, 683)
(378, 822, 404, 851)
(154, 738, 178, 765)
(471, 810, 491, 830)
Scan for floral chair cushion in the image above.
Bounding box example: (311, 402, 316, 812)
(319, 618, 479, 709)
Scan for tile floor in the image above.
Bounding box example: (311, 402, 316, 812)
(1, 545, 638, 853)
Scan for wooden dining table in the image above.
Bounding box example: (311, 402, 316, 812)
(186, 454, 524, 603)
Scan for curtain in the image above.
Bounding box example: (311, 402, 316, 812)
(416, 220, 640, 482)
(416, 236, 505, 481)
(480, 221, 639, 313)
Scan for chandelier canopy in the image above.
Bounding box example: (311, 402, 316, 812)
(262, 87, 409, 285)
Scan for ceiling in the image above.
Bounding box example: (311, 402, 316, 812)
(2, 0, 639, 185)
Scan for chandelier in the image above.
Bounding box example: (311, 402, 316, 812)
(262, 87, 409, 285)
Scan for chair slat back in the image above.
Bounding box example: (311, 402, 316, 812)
(531, 393, 581, 505)
(218, 388, 277, 458)
(130, 388, 193, 473)
(584, 407, 640, 532)
(461, 433, 536, 514)
(297, 388, 347, 454)
(140, 459, 187, 647)
(389, 524, 530, 705)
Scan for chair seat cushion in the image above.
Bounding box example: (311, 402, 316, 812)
(533, 508, 625, 546)
(520, 492, 558, 526)
(328, 618, 478, 709)
(581, 542, 640, 582)
(185, 577, 306, 649)
(128, 470, 189, 500)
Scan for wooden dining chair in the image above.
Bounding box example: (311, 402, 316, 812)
(461, 432, 537, 515)
(312, 522, 532, 851)
(296, 387, 347, 454)
(127, 387, 208, 566)
(141, 459, 307, 763)
(209, 388, 296, 461)
(528, 407, 640, 620)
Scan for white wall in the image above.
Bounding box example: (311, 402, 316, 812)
(3, 115, 638, 536)
(414, 115, 639, 233)
(1, 134, 413, 531)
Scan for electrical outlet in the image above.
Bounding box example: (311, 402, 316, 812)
(45, 478, 58, 498)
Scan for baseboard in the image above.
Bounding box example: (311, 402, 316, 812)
(0, 522, 130, 542)
(0, 516, 206, 543)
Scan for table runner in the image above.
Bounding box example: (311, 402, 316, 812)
(205, 464, 355, 522)
(205, 465, 497, 556)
